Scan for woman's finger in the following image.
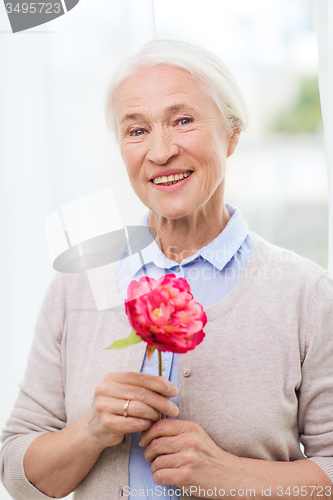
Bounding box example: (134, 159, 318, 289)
(102, 414, 154, 435)
(105, 372, 178, 398)
(98, 382, 179, 418)
(144, 434, 181, 463)
(103, 397, 161, 421)
(151, 450, 185, 473)
(140, 418, 189, 448)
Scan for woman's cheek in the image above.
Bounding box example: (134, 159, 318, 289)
(121, 145, 142, 175)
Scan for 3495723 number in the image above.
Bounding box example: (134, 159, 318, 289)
(276, 486, 332, 497)
(5, 3, 61, 14)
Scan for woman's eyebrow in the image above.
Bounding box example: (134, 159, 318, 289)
(165, 104, 197, 115)
(121, 113, 144, 124)
(120, 104, 197, 125)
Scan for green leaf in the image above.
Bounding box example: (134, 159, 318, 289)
(105, 330, 143, 350)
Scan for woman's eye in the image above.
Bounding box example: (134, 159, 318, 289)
(131, 129, 145, 136)
(177, 118, 192, 126)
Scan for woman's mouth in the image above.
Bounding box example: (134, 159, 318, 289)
(151, 170, 193, 186)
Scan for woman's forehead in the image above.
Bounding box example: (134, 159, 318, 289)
(115, 66, 214, 121)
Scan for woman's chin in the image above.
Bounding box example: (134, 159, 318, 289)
(149, 203, 194, 221)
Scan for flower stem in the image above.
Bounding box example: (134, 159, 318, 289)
(158, 349, 165, 419)
(158, 349, 163, 376)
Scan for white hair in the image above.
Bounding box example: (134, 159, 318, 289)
(105, 39, 248, 139)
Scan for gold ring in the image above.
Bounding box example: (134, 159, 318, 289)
(123, 399, 130, 418)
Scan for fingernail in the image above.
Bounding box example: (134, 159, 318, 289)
(139, 439, 143, 446)
(169, 385, 179, 396)
(170, 404, 179, 416)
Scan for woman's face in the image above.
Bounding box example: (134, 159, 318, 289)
(115, 65, 239, 220)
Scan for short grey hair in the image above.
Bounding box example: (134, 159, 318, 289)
(105, 39, 248, 139)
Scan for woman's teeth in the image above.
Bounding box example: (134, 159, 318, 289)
(152, 170, 193, 186)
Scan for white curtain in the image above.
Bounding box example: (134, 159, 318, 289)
(0, 2, 154, 499)
(316, 0, 333, 276)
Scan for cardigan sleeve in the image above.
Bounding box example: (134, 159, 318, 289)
(0, 272, 68, 500)
(298, 271, 333, 484)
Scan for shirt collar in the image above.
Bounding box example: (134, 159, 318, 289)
(128, 203, 250, 275)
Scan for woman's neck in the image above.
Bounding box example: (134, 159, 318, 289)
(147, 198, 230, 265)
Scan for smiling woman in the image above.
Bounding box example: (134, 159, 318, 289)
(1, 39, 333, 500)
(109, 58, 244, 262)
(104, 40, 248, 263)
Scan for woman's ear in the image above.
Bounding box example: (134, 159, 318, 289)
(227, 127, 241, 158)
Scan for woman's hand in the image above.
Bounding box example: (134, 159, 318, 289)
(139, 419, 240, 498)
(85, 372, 179, 451)
(139, 419, 332, 500)
(23, 374, 178, 499)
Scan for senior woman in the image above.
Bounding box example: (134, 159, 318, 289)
(1, 40, 333, 500)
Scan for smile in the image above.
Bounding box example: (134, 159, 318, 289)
(151, 170, 193, 186)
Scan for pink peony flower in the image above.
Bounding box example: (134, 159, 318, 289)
(125, 274, 207, 354)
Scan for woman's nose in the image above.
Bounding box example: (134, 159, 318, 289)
(146, 130, 179, 165)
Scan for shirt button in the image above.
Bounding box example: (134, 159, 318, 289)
(162, 363, 165, 371)
(183, 368, 191, 377)
(176, 266, 181, 273)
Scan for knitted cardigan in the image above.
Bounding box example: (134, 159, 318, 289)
(1, 233, 333, 500)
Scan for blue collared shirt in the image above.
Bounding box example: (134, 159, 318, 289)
(115, 203, 253, 500)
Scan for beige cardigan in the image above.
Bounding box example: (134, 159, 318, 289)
(1, 233, 333, 500)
